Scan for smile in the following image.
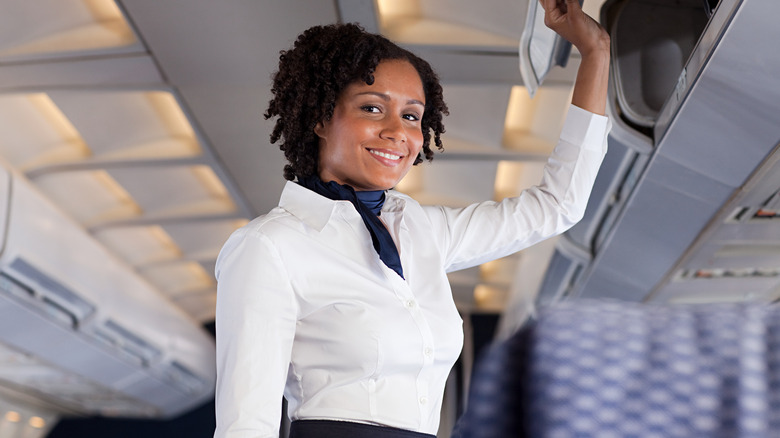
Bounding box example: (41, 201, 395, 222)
(368, 149, 402, 161)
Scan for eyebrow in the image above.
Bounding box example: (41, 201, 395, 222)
(354, 91, 425, 107)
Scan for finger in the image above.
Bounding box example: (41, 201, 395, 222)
(564, 0, 584, 17)
(539, 0, 555, 13)
(540, 0, 563, 24)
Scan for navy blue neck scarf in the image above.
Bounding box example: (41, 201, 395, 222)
(297, 175, 404, 279)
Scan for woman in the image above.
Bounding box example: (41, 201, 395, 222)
(214, 1, 611, 437)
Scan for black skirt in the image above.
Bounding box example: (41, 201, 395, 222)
(289, 420, 437, 438)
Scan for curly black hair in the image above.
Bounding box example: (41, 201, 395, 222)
(264, 23, 449, 181)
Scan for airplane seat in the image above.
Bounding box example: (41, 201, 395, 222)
(452, 299, 780, 437)
(603, 0, 710, 129)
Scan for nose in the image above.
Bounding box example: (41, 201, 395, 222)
(379, 116, 406, 144)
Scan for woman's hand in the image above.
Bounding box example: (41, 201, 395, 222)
(540, 0, 610, 57)
(540, 0, 611, 115)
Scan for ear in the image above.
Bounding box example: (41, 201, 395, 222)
(314, 120, 327, 139)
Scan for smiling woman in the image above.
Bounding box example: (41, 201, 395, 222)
(263, 23, 447, 184)
(213, 2, 611, 437)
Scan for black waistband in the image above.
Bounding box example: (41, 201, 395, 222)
(289, 419, 436, 438)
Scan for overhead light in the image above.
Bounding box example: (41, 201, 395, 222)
(0, 86, 249, 324)
(28, 416, 46, 429)
(0, 93, 89, 171)
(34, 169, 141, 227)
(0, 0, 141, 61)
(494, 161, 545, 200)
(473, 284, 507, 312)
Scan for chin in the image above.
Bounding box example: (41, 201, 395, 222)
(364, 178, 399, 191)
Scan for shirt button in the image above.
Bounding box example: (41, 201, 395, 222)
(405, 300, 416, 309)
(419, 396, 428, 405)
(424, 347, 433, 357)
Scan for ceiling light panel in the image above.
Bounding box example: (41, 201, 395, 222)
(0, 0, 142, 62)
(479, 255, 521, 285)
(403, 160, 497, 206)
(33, 170, 140, 227)
(47, 90, 201, 162)
(93, 226, 181, 267)
(376, 0, 520, 49)
(107, 165, 236, 219)
(140, 262, 214, 297)
(494, 161, 545, 200)
(162, 219, 248, 261)
(172, 293, 217, 325)
(503, 86, 572, 150)
(0, 86, 250, 323)
(473, 284, 508, 312)
(0, 94, 89, 171)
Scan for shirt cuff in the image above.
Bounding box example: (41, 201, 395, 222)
(560, 104, 611, 153)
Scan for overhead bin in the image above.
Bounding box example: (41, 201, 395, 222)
(535, 235, 591, 308)
(0, 159, 216, 419)
(564, 0, 780, 302)
(565, 83, 653, 253)
(649, 149, 780, 304)
(602, 0, 710, 130)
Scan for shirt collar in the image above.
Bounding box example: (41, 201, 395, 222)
(279, 181, 409, 231)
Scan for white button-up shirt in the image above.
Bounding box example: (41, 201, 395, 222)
(214, 105, 610, 437)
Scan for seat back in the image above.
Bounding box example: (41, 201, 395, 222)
(454, 299, 780, 437)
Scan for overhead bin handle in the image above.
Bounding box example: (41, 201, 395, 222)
(519, 0, 582, 97)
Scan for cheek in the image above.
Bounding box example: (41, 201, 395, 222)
(410, 131, 424, 155)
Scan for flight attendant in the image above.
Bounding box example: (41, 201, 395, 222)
(214, 1, 611, 437)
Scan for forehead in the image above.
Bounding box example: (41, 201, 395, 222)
(346, 59, 425, 102)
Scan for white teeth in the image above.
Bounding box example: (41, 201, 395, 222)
(369, 149, 401, 160)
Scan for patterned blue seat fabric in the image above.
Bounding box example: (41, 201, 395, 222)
(453, 299, 780, 438)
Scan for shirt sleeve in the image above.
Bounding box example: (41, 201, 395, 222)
(213, 227, 297, 438)
(426, 104, 611, 272)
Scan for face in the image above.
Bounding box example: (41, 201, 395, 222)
(314, 59, 425, 191)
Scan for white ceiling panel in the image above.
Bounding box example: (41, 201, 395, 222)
(162, 219, 247, 261)
(93, 226, 181, 267)
(377, 0, 523, 49)
(34, 170, 140, 226)
(172, 293, 217, 325)
(0, 0, 142, 61)
(402, 160, 498, 207)
(0, 94, 88, 171)
(48, 90, 200, 161)
(140, 261, 214, 297)
(107, 166, 235, 218)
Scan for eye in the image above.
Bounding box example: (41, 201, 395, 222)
(403, 113, 420, 122)
(361, 105, 381, 113)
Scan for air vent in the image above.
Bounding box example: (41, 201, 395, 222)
(755, 189, 780, 219)
(8, 258, 96, 324)
(0, 272, 34, 300)
(91, 320, 162, 366)
(679, 267, 780, 280)
(162, 361, 205, 395)
(729, 189, 780, 222)
(1, 258, 97, 329)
